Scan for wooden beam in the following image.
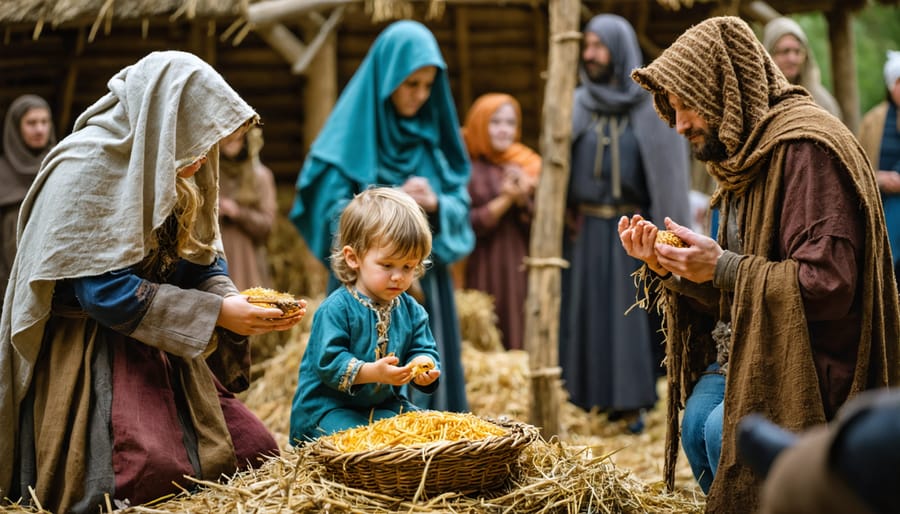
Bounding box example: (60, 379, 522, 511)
(633, 0, 663, 58)
(524, 0, 581, 440)
(248, 0, 547, 25)
(301, 17, 338, 152)
(247, 0, 355, 25)
(740, 1, 781, 24)
(454, 6, 472, 112)
(255, 23, 308, 68)
(292, 6, 344, 75)
(58, 26, 86, 133)
(826, 5, 859, 133)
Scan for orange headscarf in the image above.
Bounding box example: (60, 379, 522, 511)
(461, 93, 541, 178)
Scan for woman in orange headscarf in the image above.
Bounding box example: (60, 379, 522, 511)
(461, 93, 541, 351)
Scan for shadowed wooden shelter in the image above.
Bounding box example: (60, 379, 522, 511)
(1, 0, 895, 182)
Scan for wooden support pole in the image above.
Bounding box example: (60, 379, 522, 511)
(301, 19, 337, 151)
(247, 0, 355, 25)
(255, 23, 307, 66)
(740, 0, 780, 24)
(826, 6, 859, 134)
(524, 0, 580, 439)
(454, 6, 472, 113)
(292, 6, 344, 75)
(58, 26, 86, 133)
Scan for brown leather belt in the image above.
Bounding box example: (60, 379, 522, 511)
(578, 203, 640, 219)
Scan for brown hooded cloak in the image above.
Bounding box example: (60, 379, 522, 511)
(631, 16, 900, 512)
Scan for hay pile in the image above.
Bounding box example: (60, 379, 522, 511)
(0, 289, 705, 513)
(100, 436, 701, 514)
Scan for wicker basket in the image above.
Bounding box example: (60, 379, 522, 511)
(307, 417, 539, 498)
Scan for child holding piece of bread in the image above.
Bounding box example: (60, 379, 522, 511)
(290, 187, 441, 444)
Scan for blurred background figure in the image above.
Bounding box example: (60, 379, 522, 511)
(859, 50, 900, 282)
(763, 17, 843, 121)
(461, 92, 541, 351)
(559, 14, 690, 434)
(0, 94, 56, 309)
(218, 126, 277, 290)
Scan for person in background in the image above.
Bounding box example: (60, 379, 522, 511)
(218, 126, 277, 290)
(622, 16, 899, 512)
(859, 50, 900, 282)
(0, 51, 306, 514)
(290, 187, 441, 443)
(559, 14, 690, 434)
(290, 20, 472, 413)
(460, 93, 540, 351)
(0, 94, 56, 310)
(762, 16, 843, 121)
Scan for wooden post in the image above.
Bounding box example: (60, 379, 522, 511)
(255, 23, 308, 66)
(301, 20, 337, 151)
(826, 5, 859, 134)
(454, 6, 472, 113)
(58, 26, 86, 133)
(523, 0, 580, 438)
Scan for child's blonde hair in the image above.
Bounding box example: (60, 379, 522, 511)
(331, 187, 432, 284)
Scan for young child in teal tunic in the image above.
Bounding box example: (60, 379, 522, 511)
(290, 187, 441, 444)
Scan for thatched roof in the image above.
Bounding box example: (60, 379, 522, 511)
(1, 0, 896, 34)
(0, 0, 243, 27)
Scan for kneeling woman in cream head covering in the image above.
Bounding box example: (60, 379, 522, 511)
(0, 51, 306, 514)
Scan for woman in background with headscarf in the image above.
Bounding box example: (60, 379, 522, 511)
(461, 93, 540, 351)
(218, 126, 277, 290)
(859, 50, 900, 282)
(763, 17, 843, 121)
(0, 51, 306, 514)
(290, 20, 473, 413)
(0, 95, 56, 309)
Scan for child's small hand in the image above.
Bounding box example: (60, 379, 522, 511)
(371, 355, 409, 386)
(407, 356, 440, 386)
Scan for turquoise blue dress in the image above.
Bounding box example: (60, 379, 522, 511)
(289, 20, 473, 412)
(289, 288, 441, 443)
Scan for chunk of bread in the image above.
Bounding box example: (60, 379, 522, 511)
(656, 230, 688, 248)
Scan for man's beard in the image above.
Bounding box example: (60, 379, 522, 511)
(584, 61, 613, 84)
(689, 126, 729, 162)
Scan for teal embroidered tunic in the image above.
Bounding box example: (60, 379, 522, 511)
(289, 287, 441, 444)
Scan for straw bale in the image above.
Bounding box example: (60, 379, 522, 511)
(455, 288, 504, 353)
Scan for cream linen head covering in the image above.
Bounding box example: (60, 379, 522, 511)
(0, 50, 256, 496)
(762, 17, 842, 119)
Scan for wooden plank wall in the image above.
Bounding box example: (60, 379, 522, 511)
(0, 17, 306, 186)
(336, 3, 548, 151)
(0, 1, 723, 192)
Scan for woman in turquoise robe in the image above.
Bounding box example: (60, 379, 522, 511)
(290, 20, 473, 412)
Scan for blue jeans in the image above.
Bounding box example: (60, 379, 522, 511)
(682, 362, 725, 493)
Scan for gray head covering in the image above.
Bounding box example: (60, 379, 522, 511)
(0, 50, 256, 495)
(0, 95, 56, 206)
(573, 14, 649, 130)
(762, 17, 842, 119)
(573, 14, 690, 227)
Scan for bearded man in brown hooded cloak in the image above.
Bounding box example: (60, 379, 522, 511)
(618, 16, 900, 512)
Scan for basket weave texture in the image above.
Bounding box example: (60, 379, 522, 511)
(308, 417, 539, 498)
